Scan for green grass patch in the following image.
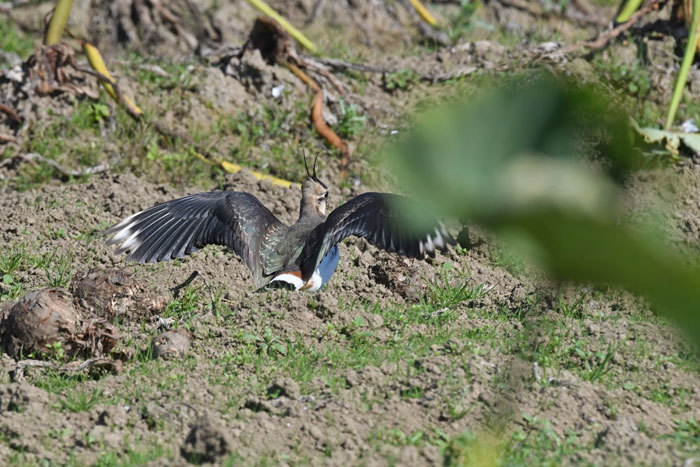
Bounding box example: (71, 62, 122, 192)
(0, 18, 35, 61)
(57, 388, 106, 413)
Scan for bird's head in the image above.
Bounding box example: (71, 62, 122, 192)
(300, 151, 329, 217)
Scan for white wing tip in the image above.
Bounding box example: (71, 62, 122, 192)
(420, 225, 451, 256)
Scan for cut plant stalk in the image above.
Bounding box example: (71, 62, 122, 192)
(82, 41, 142, 119)
(44, 0, 74, 45)
(407, 0, 439, 27)
(245, 0, 318, 53)
(616, 0, 643, 22)
(192, 152, 297, 188)
(665, 0, 700, 130)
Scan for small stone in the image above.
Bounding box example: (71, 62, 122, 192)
(299, 311, 315, 322)
(305, 424, 323, 441)
(400, 445, 420, 464)
(151, 329, 193, 360)
(367, 314, 383, 328)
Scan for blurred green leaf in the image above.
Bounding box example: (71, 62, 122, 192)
(392, 77, 636, 222)
(392, 76, 700, 345)
(506, 210, 700, 338)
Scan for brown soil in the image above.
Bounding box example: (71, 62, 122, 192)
(0, 0, 699, 465)
(0, 166, 697, 464)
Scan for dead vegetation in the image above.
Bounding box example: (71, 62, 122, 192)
(0, 268, 167, 382)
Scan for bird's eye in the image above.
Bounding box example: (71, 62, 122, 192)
(320, 192, 328, 200)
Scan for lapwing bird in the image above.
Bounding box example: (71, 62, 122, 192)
(104, 155, 453, 292)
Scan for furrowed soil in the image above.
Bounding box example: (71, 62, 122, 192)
(0, 1, 699, 465)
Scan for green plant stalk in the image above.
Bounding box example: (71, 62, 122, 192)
(407, 0, 439, 27)
(616, 0, 643, 23)
(245, 0, 317, 53)
(44, 0, 74, 46)
(665, 0, 700, 130)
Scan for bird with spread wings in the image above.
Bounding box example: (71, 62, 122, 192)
(104, 154, 453, 292)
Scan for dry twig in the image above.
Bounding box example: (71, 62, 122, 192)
(312, 91, 350, 171)
(302, 55, 477, 82)
(499, 0, 607, 27)
(17, 152, 114, 177)
(560, 0, 666, 53)
(397, 0, 449, 46)
(10, 357, 122, 381)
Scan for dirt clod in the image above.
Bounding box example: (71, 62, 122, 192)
(267, 377, 301, 399)
(0, 383, 48, 413)
(151, 328, 193, 360)
(0, 287, 123, 361)
(182, 413, 234, 463)
(1, 288, 80, 359)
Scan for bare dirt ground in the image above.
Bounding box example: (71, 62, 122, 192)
(0, 0, 699, 465)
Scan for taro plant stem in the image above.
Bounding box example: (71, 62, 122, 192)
(44, 0, 74, 46)
(665, 0, 700, 130)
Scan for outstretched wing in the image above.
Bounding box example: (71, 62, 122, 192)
(104, 191, 286, 287)
(298, 192, 453, 281)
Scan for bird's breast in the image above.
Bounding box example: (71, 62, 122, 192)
(268, 245, 340, 292)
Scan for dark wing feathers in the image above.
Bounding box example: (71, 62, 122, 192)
(298, 192, 454, 281)
(104, 191, 285, 288)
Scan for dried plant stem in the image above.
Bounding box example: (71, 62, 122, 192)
(560, 0, 664, 53)
(285, 62, 350, 176)
(82, 41, 143, 119)
(406, 0, 439, 27)
(11, 358, 122, 381)
(16, 152, 114, 177)
(286, 61, 319, 92)
(245, 0, 317, 53)
(152, 123, 297, 188)
(312, 91, 350, 168)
